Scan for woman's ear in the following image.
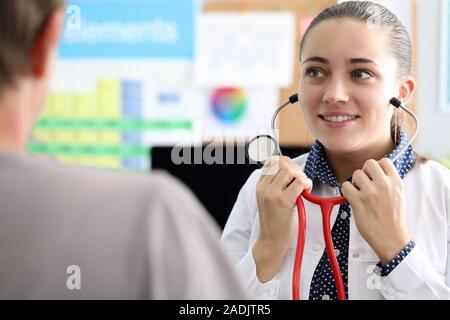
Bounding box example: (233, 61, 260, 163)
(397, 76, 416, 104)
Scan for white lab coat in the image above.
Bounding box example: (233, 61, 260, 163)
(221, 153, 450, 300)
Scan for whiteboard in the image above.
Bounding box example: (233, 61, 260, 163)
(194, 12, 296, 87)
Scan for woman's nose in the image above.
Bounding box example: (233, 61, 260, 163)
(322, 78, 350, 104)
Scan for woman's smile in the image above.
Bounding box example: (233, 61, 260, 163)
(318, 112, 360, 128)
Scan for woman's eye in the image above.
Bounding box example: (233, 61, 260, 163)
(352, 70, 372, 80)
(305, 68, 325, 79)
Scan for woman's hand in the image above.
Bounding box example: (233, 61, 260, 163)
(341, 158, 411, 265)
(253, 156, 312, 282)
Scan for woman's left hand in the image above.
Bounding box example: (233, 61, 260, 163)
(341, 158, 411, 265)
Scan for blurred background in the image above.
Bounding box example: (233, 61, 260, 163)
(27, 0, 450, 227)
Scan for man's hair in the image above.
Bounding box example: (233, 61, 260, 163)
(0, 0, 65, 94)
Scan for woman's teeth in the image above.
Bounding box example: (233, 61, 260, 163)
(322, 115, 358, 122)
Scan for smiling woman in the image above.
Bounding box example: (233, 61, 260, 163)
(298, 17, 411, 182)
(221, 0, 450, 300)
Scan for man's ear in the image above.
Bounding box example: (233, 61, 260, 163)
(397, 76, 416, 104)
(31, 10, 65, 78)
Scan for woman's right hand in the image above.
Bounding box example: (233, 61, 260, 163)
(253, 156, 312, 283)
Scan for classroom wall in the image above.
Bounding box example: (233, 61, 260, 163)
(415, 0, 450, 161)
(33, 0, 450, 169)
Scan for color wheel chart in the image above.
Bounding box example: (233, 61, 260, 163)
(211, 88, 247, 124)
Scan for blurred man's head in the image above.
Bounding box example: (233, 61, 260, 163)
(0, 0, 65, 151)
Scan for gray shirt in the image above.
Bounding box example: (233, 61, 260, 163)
(0, 152, 247, 299)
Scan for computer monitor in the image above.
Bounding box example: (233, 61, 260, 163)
(151, 145, 310, 229)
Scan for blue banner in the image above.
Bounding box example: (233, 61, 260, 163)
(60, 0, 195, 59)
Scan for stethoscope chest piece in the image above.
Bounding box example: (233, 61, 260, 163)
(246, 134, 279, 166)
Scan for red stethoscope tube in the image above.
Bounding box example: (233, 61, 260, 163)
(292, 190, 348, 300)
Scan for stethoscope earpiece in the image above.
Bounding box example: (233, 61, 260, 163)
(289, 93, 299, 104)
(390, 97, 402, 108)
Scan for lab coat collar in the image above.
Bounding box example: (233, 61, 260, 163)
(303, 127, 416, 188)
(386, 126, 416, 179)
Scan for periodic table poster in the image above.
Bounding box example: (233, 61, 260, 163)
(28, 0, 199, 172)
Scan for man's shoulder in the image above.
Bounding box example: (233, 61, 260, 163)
(1, 153, 181, 208)
(36, 155, 174, 190)
(47, 159, 203, 220)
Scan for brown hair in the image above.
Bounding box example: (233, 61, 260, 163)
(300, 1, 412, 77)
(0, 0, 66, 94)
(300, 1, 426, 164)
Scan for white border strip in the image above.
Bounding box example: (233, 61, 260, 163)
(439, 0, 450, 113)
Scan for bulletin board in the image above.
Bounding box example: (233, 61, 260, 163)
(202, 0, 418, 147)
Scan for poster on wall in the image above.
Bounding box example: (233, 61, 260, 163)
(29, 0, 200, 172)
(194, 12, 296, 88)
(200, 87, 279, 142)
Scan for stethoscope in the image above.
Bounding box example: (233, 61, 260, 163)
(246, 93, 419, 300)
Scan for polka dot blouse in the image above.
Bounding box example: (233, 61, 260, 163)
(303, 128, 417, 300)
